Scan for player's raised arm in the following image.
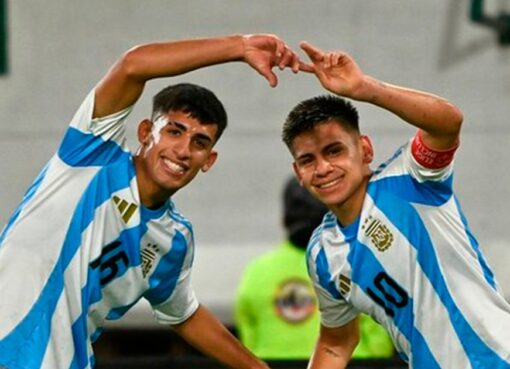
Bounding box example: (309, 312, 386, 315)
(299, 41, 463, 151)
(93, 34, 304, 119)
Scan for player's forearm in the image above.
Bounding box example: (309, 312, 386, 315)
(93, 35, 245, 118)
(307, 320, 359, 369)
(307, 342, 351, 369)
(122, 35, 245, 82)
(355, 76, 463, 142)
(173, 305, 268, 369)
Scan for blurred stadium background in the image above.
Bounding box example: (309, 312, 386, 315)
(1, 0, 509, 367)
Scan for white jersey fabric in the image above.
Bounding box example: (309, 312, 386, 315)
(307, 140, 510, 369)
(0, 90, 199, 369)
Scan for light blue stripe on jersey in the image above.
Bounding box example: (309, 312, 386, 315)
(69, 164, 140, 369)
(106, 202, 173, 314)
(58, 127, 127, 167)
(346, 237, 440, 369)
(106, 301, 140, 321)
(90, 328, 103, 343)
(71, 288, 92, 369)
(453, 196, 497, 290)
(306, 227, 323, 278)
(0, 159, 134, 368)
(0, 162, 49, 248)
(367, 180, 510, 368)
(315, 248, 342, 300)
(307, 214, 342, 298)
(144, 229, 188, 305)
(372, 174, 453, 206)
(71, 223, 148, 369)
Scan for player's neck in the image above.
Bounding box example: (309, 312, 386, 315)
(331, 174, 370, 228)
(133, 155, 175, 209)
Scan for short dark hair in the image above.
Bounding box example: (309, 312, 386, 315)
(152, 83, 228, 142)
(282, 95, 359, 151)
(283, 176, 328, 249)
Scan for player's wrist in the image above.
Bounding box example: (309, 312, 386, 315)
(350, 75, 380, 102)
(224, 34, 245, 61)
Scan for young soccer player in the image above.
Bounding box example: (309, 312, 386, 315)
(282, 41, 510, 368)
(0, 34, 304, 369)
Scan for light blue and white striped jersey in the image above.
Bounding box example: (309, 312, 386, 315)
(307, 140, 510, 369)
(0, 90, 199, 369)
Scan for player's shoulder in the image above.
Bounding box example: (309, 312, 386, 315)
(307, 211, 336, 255)
(371, 142, 409, 180)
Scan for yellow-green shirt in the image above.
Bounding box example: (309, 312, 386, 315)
(235, 241, 394, 359)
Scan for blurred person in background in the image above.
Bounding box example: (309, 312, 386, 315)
(235, 176, 393, 360)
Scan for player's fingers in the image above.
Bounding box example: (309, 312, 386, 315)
(298, 61, 315, 73)
(299, 41, 325, 62)
(259, 66, 278, 87)
(291, 54, 301, 73)
(324, 52, 335, 69)
(274, 39, 286, 65)
(278, 45, 294, 70)
(332, 52, 341, 66)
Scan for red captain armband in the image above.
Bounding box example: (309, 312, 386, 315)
(411, 131, 459, 169)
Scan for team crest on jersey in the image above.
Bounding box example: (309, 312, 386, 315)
(141, 243, 160, 278)
(362, 215, 394, 252)
(113, 195, 138, 224)
(338, 274, 351, 296)
(273, 278, 316, 323)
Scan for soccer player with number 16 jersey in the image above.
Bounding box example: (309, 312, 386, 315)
(0, 34, 305, 369)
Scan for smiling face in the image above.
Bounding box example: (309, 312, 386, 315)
(134, 110, 218, 208)
(291, 120, 373, 225)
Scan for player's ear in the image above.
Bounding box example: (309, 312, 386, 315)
(360, 135, 374, 164)
(137, 119, 153, 146)
(201, 150, 218, 172)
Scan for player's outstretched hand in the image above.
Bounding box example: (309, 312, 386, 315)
(299, 41, 366, 99)
(242, 34, 309, 87)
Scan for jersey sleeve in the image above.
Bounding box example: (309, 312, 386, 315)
(313, 282, 359, 328)
(150, 234, 199, 326)
(151, 269, 199, 325)
(307, 245, 359, 328)
(57, 89, 134, 167)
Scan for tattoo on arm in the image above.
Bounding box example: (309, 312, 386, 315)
(324, 347, 341, 358)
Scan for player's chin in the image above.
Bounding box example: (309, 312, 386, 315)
(311, 187, 337, 204)
(162, 174, 195, 192)
(316, 191, 346, 208)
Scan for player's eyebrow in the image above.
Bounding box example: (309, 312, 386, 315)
(295, 152, 314, 163)
(166, 120, 186, 131)
(167, 120, 214, 144)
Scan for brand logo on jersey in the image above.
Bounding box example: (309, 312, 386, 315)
(338, 274, 351, 296)
(273, 278, 317, 323)
(362, 215, 394, 252)
(141, 243, 160, 278)
(113, 195, 138, 224)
